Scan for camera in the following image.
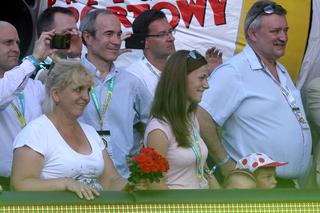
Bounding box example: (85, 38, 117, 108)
(125, 34, 146, 49)
(51, 33, 71, 49)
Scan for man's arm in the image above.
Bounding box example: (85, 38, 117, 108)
(197, 106, 235, 177)
(0, 30, 55, 109)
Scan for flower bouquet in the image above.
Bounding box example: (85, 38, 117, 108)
(124, 147, 169, 192)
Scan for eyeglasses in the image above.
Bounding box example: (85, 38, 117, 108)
(248, 4, 278, 27)
(147, 28, 176, 38)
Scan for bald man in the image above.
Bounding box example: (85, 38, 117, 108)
(0, 21, 54, 189)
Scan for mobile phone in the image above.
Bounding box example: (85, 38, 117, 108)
(125, 34, 146, 49)
(51, 33, 71, 49)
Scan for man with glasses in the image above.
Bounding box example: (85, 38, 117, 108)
(79, 9, 152, 180)
(197, 0, 313, 188)
(125, 9, 176, 96)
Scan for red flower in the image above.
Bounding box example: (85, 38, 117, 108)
(127, 147, 169, 184)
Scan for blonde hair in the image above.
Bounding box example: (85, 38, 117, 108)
(42, 56, 93, 113)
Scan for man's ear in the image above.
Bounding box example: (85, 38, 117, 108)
(82, 31, 93, 47)
(248, 26, 257, 42)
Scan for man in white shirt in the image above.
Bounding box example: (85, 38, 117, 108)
(0, 21, 54, 188)
(197, 0, 312, 188)
(125, 9, 176, 96)
(33, 6, 82, 83)
(125, 10, 223, 97)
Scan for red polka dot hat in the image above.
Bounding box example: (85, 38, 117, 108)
(236, 153, 288, 172)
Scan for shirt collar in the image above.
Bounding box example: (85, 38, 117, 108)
(141, 56, 161, 76)
(244, 44, 285, 74)
(82, 54, 118, 81)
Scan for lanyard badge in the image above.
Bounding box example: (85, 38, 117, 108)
(11, 92, 26, 128)
(90, 77, 115, 129)
(97, 130, 112, 156)
(191, 123, 208, 188)
(281, 87, 309, 129)
(255, 52, 308, 130)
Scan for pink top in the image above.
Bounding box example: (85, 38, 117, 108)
(144, 116, 208, 189)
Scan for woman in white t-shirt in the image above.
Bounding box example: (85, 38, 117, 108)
(144, 50, 220, 189)
(11, 59, 125, 200)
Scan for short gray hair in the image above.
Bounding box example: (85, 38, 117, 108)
(42, 57, 93, 114)
(244, 0, 287, 41)
(79, 8, 114, 46)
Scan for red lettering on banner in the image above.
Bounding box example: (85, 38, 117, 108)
(207, 0, 227, 25)
(127, 4, 150, 19)
(107, 6, 132, 27)
(51, 0, 227, 29)
(152, 3, 180, 29)
(176, 0, 206, 28)
(66, 0, 77, 4)
(67, 7, 79, 22)
(48, 0, 56, 7)
(86, 0, 98, 6)
(80, 6, 94, 21)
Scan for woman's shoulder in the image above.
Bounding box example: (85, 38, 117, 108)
(13, 115, 51, 151)
(147, 117, 170, 129)
(145, 118, 174, 140)
(22, 114, 49, 133)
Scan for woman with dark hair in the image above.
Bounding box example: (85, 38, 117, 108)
(144, 50, 220, 189)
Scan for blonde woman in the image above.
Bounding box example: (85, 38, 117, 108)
(11, 59, 125, 200)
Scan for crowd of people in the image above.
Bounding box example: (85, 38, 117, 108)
(0, 0, 318, 199)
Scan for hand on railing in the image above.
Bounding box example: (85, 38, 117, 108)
(64, 178, 100, 200)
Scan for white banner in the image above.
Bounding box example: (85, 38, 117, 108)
(43, 0, 313, 79)
(45, 0, 243, 68)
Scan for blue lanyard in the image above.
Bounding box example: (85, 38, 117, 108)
(90, 77, 115, 129)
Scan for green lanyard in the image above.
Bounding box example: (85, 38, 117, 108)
(90, 77, 115, 129)
(191, 124, 204, 180)
(11, 92, 26, 128)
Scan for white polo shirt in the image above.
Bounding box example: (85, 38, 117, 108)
(200, 45, 312, 179)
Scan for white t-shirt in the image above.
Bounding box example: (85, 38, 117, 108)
(13, 115, 105, 190)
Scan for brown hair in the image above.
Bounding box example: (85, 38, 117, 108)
(151, 50, 207, 147)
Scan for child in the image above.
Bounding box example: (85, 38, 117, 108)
(223, 169, 256, 189)
(236, 153, 288, 189)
